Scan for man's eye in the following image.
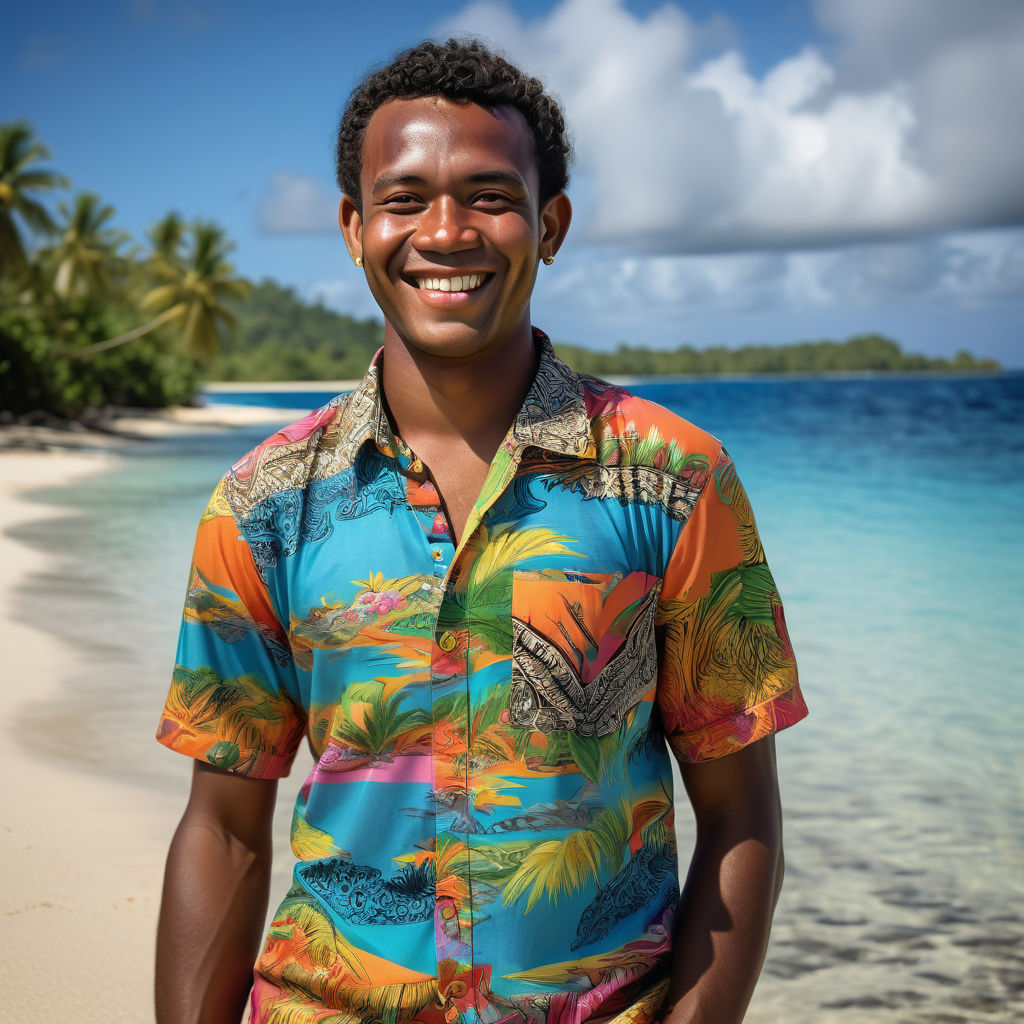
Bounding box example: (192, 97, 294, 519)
(475, 192, 512, 205)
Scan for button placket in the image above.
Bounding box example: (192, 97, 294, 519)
(431, 570, 473, 983)
(421, 440, 526, 999)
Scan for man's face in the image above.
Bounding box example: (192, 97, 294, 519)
(340, 96, 567, 360)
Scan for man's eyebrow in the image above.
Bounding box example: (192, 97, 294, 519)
(465, 169, 527, 189)
(370, 169, 528, 194)
(370, 172, 427, 195)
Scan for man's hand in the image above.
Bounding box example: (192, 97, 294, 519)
(155, 761, 278, 1024)
(661, 735, 785, 1024)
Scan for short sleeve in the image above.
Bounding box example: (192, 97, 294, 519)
(156, 478, 306, 779)
(656, 446, 807, 763)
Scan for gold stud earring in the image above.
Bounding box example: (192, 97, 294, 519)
(353, 256, 363, 268)
(542, 255, 555, 265)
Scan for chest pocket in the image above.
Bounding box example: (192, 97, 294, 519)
(508, 570, 662, 737)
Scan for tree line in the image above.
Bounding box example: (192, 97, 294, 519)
(555, 335, 1000, 377)
(0, 121, 249, 417)
(1, 121, 1001, 421)
(210, 280, 383, 382)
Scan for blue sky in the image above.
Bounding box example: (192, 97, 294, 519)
(5, 0, 1023, 365)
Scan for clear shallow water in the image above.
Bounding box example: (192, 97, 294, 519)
(13, 373, 1024, 1022)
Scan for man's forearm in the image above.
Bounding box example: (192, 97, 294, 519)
(155, 814, 272, 1024)
(661, 810, 784, 1024)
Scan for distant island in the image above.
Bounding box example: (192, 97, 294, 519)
(210, 279, 1002, 382)
(553, 336, 1001, 378)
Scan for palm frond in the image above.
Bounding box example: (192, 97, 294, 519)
(502, 797, 632, 912)
(140, 281, 180, 310)
(469, 524, 579, 591)
(11, 195, 57, 236)
(290, 809, 345, 860)
(501, 840, 563, 912)
(11, 169, 66, 192)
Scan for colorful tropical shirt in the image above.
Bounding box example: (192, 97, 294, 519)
(157, 329, 807, 1024)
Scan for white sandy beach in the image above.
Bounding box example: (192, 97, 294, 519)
(0, 449, 176, 1021)
(0, 406, 311, 1022)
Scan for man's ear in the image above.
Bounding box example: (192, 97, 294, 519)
(539, 192, 572, 261)
(339, 195, 362, 262)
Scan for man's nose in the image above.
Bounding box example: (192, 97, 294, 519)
(412, 197, 479, 253)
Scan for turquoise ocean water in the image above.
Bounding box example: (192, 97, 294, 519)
(13, 371, 1024, 1021)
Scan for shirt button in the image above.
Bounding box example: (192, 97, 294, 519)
(440, 904, 456, 920)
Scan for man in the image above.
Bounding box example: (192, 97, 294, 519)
(156, 38, 807, 1024)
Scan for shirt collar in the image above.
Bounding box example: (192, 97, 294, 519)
(333, 327, 596, 465)
(509, 328, 596, 459)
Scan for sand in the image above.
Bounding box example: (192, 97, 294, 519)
(0, 449, 175, 1021)
(0, 402, 320, 453)
(0, 406, 310, 1022)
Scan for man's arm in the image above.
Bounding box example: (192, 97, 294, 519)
(661, 735, 784, 1024)
(155, 761, 279, 1024)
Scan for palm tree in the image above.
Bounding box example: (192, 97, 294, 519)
(331, 680, 431, 759)
(41, 191, 129, 300)
(147, 210, 186, 272)
(0, 121, 68, 283)
(72, 218, 250, 362)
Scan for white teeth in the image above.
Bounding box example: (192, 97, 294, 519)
(416, 274, 485, 292)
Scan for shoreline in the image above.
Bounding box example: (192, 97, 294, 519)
(0, 449, 177, 1021)
(0, 405, 309, 1021)
(0, 401, 318, 455)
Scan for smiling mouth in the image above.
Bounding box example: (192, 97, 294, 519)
(407, 273, 492, 293)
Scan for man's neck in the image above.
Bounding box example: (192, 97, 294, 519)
(380, 322, 538, 465)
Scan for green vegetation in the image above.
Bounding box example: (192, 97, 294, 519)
(0, 120, 1002, 421)
(0, 121, 248, 418)
(0, 122, 68, 281)
(0, 303, 200, 414)
(209, 279, 383, 382)
(554, 335, 1001, 377)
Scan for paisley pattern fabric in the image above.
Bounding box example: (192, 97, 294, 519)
(157, 329, 807, 1024)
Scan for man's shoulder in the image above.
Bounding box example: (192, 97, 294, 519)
(217, 391, 357, 522)
(575, 371, 726, 470)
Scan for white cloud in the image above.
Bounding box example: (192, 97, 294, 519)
(530, 227, 1024, 328)
(782, 230, 1024, 311)
(934, 230, 1024, 308)
(520, 226, 1024, 365)
(440, 0, 1024, 253)
(256, 172, 337, 235)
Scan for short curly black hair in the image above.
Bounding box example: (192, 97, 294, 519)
(336, 38, 572, 210)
